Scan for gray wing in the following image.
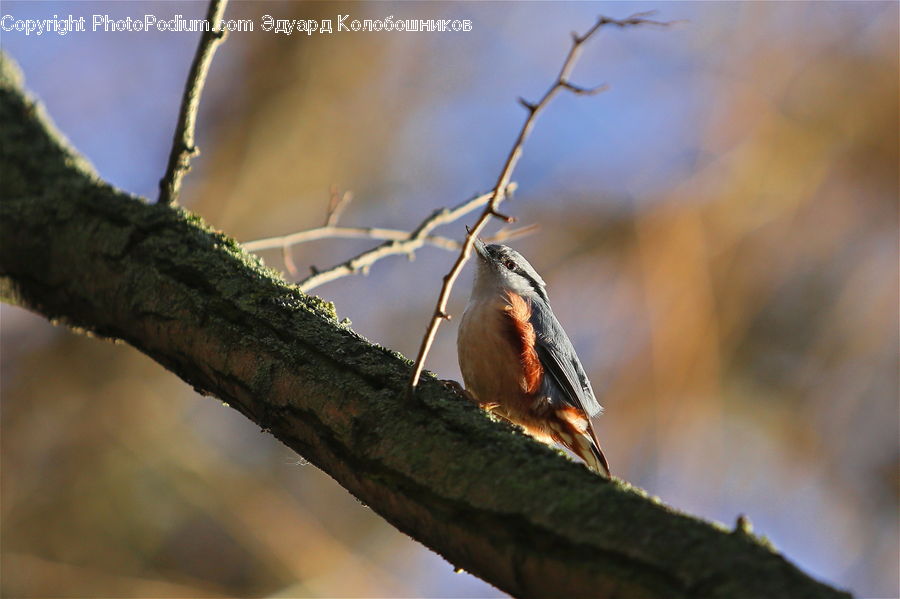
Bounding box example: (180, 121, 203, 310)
(529, 296, 603, 417)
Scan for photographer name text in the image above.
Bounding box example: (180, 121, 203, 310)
(1, 14, 473, 36)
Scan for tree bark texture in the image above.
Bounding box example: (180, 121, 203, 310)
(0, 55, 852, 599)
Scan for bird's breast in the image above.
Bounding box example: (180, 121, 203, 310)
(457, 294, 543, 410)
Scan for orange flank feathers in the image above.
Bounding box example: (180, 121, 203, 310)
(504, 291, 543, 395)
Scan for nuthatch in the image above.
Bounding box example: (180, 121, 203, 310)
(457, 240, 610, 477)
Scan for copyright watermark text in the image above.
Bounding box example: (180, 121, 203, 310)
(0, 13, 472, 36)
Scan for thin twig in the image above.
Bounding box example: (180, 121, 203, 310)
(294, 185, 521, 292)
(158, 0, 229, 206)
(407, 12, 671, 393)
(325, 186, 354, 226)
(241, 184, 534, 287)
(281, 242, 299, 278)
(244, 222, 537, 255)
(245, 225, 461, 253)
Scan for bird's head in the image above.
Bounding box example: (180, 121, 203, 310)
(471, 239, 547, 301)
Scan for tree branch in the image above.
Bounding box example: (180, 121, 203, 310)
(241, 185, 535, 287)
(158, 0, 229, 206)
(291, 183, 520, 292)
(244, 223, 537, 256)
(0, 55, 852, 599)
(407, 12, 671, 392)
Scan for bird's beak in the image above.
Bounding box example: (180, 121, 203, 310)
(473, 238, 488, 260)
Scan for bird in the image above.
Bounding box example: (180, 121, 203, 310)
(457, 239, 610, 477)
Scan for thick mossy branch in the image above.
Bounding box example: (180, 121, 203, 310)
(0, 54, 850, 599)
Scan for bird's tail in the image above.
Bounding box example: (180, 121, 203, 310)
(551, 411, 611, 478)
(575, 426, 611, 478)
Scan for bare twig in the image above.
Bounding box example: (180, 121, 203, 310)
(243, 184, 533, 285)
(407, 12, 671, 392)
(325, 185, 354, 227)
(242, 217, 536, 255)
(292, 184, 525, 292)
(158, 0, 229, 206)
(281, 241, 300, 278)
(245, 225, 458, 253)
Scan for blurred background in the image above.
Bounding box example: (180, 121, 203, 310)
(2, 1, 897, 597)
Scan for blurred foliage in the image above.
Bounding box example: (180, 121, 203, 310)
(1, 2, 897, 597)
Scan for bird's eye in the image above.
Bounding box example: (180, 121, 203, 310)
(503, 259, 516, 271)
